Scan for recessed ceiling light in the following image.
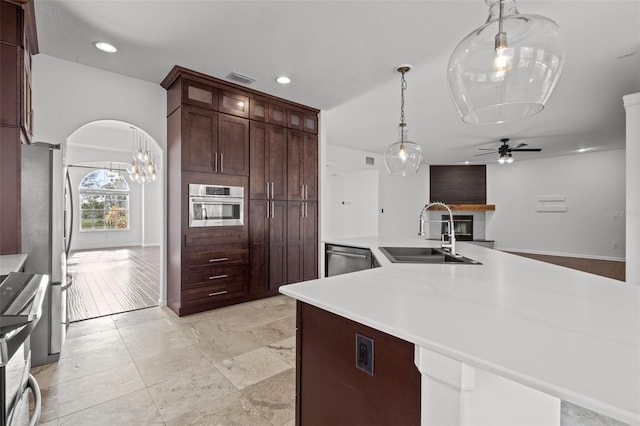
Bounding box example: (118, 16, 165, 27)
(94, 41, 117, 53)
(464, 161, 470, 165)
(276, 76, 291, 85)
(578, 148, 587, 153)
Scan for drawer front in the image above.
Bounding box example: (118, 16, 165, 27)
(182, 277, 248, 304)
(185, 264, 247, 288)
(184, 249, 248, 269)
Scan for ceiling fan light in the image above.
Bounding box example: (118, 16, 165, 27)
(506, 153, 514, 163)
(447, 0, 565, 124)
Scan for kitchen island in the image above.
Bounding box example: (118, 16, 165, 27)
(280, 237, 639, 425)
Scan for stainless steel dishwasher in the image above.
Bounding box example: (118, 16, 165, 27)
(325, 244, 377, 277)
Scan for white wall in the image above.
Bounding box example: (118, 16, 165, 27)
(32, 54, 167, 302)
(324, 169, 379, 240)
(486, 149, 626, 260)
(624, 92, 640, 284)
(324, 144, 430, 239)
(323, 145, 380, 239)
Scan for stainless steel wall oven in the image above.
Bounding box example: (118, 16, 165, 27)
(188, 184, 244, 227)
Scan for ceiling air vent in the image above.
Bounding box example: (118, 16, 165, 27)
(225, 71, 256, 85)
(365, 156, 375, 166)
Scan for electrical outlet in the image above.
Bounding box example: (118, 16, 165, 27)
(613, 243, 619, 249)
(355, 333, 374, 375)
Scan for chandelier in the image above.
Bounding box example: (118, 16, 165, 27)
(127, 127, 157, 184)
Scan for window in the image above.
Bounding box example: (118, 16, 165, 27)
(79, 169, 130, 231)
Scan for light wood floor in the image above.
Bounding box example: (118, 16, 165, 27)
(505, 252, 625, 282)
(67, 246, 160, 322)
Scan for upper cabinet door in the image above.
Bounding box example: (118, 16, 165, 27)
(303, 112, 318, 134)
(268, 102, 287, 127)
(287, 129, 304, 201)
(219, 90, 249, 118)
(268, 125, 287, 200)
(182, 105, 217, 172)
(182, 79, 219, 111)
(287, 108, 304, 131)
(249, 121, 268, 199)
(218, 114, 249, 176)
(303, 133, 318, 201)
(250, 98, 268, 122)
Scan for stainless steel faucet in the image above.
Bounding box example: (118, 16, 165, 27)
(418, 202, 456, 255)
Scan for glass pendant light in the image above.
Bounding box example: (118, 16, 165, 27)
(447, 0, 565, 124)
(384, 65, 423, 176)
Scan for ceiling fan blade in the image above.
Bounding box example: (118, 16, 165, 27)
(511, 143, 527, 149)
(474, 152, 496, 157)
(511, 148, 542, 152)
(478, 148, 495, 151)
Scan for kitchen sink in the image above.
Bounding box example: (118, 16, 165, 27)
(378, 247, 481, 265)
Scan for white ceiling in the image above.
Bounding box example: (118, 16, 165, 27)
(34, 0, 640, 165)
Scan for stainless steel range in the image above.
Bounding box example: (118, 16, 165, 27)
(0, 272, 48, 426)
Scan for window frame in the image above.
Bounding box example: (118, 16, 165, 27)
(78, 169, 130, 232)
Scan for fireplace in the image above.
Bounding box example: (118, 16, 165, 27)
(441, 215, 473, 241)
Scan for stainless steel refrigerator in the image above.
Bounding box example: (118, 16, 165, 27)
(21, 142, 73, 367)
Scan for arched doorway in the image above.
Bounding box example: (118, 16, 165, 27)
(64, 120, 164, 321)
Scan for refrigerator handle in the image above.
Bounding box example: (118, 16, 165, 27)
(65, 170, 74, 257)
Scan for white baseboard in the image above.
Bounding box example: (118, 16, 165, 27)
(496, 246, 625, 262)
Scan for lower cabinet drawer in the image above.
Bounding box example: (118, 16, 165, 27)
(185, 265, 248, 289)
(184, 249, 248, 269)
(182, 279, 247, 304)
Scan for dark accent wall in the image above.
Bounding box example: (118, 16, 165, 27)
(430, 165, 486, 204)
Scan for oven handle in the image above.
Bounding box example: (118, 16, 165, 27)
(27, 374, 41, 426)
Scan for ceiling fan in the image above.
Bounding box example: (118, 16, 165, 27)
(474, 138, 542, 164)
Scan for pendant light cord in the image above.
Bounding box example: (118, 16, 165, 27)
(499, 0, 504, 34)
(400, 70, 407, 127)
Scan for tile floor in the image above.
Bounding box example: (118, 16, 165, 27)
(32, 295, 297, 426)
(32, 294, 627, 426)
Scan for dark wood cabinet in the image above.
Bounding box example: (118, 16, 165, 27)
(268, 102, 287, 127)
(249, 121, 286, 200)
(296, 302, 421, 426)
(182, 105, 217, 173)
(219, 90, 249, 118)
(249, 199, 287, 293)
(287, 130, 318, 201)
(286, 201, 317, 284)
(0, 0, 37, 255)
(162, 65, 318, 315)
(181, 105, 249, 176)
(218, 114, 249, 176)
(181, 78, 219, 111)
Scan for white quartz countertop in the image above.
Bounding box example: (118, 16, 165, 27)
(280, 236, 640, 425)
(0, 254, 28, 275)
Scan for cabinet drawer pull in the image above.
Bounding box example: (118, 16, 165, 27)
(208, 274, 228, 280)
(271, 182, 274, 198)
(214, 153, 218, 172)
(301, 184, 304, 200)
(208, 258, 228, 263)
(220, 153, 224, 172)
(266, 182, 270, 199)
(208, 290, 228, 297)
(271, 201, 275, 218)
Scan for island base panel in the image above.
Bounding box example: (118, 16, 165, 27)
(296, 301, 421, 425)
